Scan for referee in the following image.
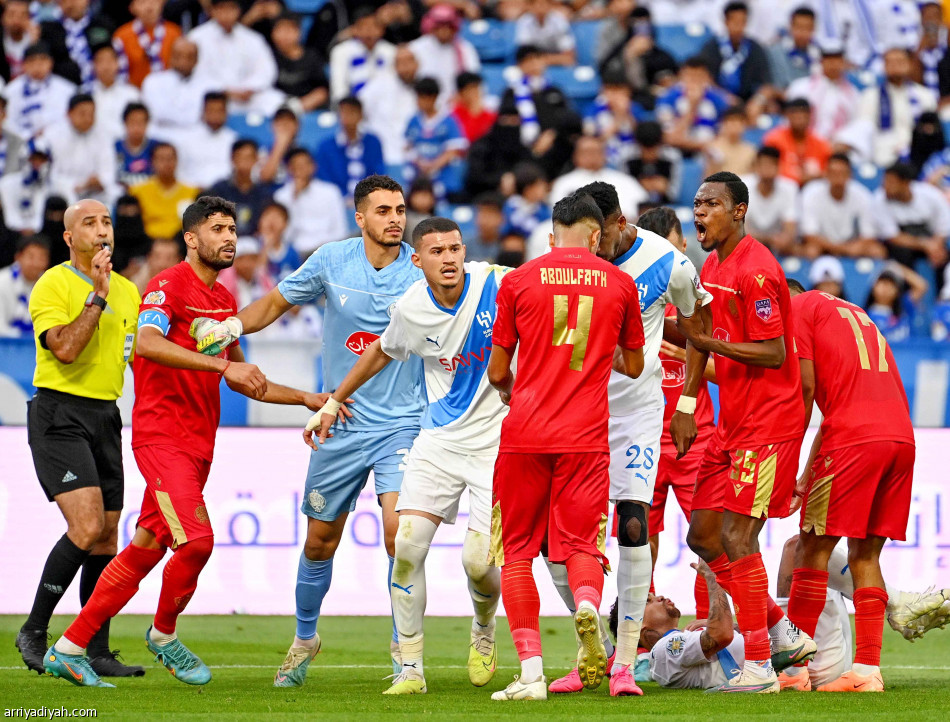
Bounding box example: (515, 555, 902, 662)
(15, 199, 144, 678)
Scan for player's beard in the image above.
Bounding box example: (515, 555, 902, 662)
(367, 223, 404, 247)
(198, 243, 236, 270)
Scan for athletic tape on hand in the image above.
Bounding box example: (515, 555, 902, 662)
(676, 395, 697, 414)
(305, 397, 342, 432)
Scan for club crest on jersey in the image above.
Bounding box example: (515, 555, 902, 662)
(143, 290, 166, 305)
(667, 636, 685, 657)
(755, 299, 772, 321)
(308, 490, 327, 513)
(476, 310, 493, 328)
(345, 331, 380, 356)
(388, 303, 397, 318)
(637, 283, 649, 311)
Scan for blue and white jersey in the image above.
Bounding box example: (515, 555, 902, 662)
(379, 261, 510, 454)
(608, 226, 712, 417)
(278, 237, 426, 431)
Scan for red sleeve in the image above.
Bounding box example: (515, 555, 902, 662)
(742, 266, 785, 341)
(618, 276, 645, 350)
(792, 293, 815, 361)
(491, 272, 518, 349)
(138, 273, 178, 327)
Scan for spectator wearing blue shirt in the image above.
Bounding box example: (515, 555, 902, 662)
(696, 1, 772, 102)
(655, 57, 734, 155)
(115, 101, 158, 189)
(405, 76, 468, 201)
(207, 138, 274, 236)
(865, 264, 928, 343)
(500, 162, 550, 241)
(316, 95, 385, 205)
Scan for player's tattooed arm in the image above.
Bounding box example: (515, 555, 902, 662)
(691, 560, 734, 659)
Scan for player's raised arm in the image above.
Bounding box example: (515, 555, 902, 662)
(303, 338, 394, 448)
(691, 560, 735, 659)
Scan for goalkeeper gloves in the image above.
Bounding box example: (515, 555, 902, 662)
(190, 316, 243, 356)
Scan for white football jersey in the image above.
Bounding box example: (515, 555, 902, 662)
(649, 628, 745, 690)
(607, 226, 712, 417)
(379, 261, 510, 454)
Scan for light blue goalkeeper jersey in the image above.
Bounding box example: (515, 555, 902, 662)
(278, 237, 425, 431)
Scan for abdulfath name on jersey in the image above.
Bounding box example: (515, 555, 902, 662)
(540, 267, 609, 287)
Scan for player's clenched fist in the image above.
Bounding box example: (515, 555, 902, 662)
(223, 361, 267, 400)
(190, 316, 243, 355)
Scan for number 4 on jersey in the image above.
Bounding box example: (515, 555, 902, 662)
(552, 294, 593, 371)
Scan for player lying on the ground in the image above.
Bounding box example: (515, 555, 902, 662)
(672, 172, 812, 693)
(192, 175, 425, 686)
(620, 540, 948, 691)
(486, 193, 645, 702)
(307, 217, 509, 695)
(43, 197, 340, 688)
(541, 185, 713, 698)
(781, 280, 925, 692)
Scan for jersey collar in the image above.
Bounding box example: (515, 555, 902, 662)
(612, 231, 644, 267)
(427, 272, 470, 315)
(63, 261, 93, 286)
(361, 240, 410, 277)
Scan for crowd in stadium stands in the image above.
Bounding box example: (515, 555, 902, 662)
(4, 0, 950, 344)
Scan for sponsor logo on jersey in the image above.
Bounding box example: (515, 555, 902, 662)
(439, 346, 491, 372)
(425, 335, 441, 348)
(194, 506, 210, 525)
(345, 331, 380, 356)
(61, 470, 77, 483)
(159, 279, 169, 287)
(661, 359, 685, 388)
(755, 298, 772, 321)
(339, 293, 349, 306)
(143, 290, 166, 305)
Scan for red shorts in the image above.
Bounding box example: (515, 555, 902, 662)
(490, 451, 610, 567)
(692, 435, 802, 519)
(649, 446, 703, 533)
(801, 440, 914, 540)
(134, 444, 213, 550)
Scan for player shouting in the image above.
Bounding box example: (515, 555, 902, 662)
(44, 197, 334, 687)
(308, 217, 507, 695)
(192, 175, 426, 686)
(672, 172, 812, 693)
(781, 280, 944, 692)
(486, 193, 645, 702)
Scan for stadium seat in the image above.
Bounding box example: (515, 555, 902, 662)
(462, 19, 517, 65)
(840, 257, 883, 304)
(227, 111, 339, 157)
(386, 163, 407, 183)
(448, 204, 477, 243)
(546, 65, 601, 104)
(655, 23, 711, 64)
(677, 157, 704, 206)
(855, 162, 883, 191)
(481, 64, 512, 99)
(226, 113, 272, 148)
(743, 114, 779, 147)
(572, 20, 605, 68)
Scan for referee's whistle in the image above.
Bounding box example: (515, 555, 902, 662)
(101, 242, 112, 255)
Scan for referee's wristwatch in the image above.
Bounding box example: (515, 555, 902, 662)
(85, 292, 107, 311)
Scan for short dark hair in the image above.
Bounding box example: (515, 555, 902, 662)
(338, 95, 363, 112)
(637, 206, 682, 240)
(576, 181, 621, 218)
(413, 77, 440, 97)
(16, 234, 50, 254)
(757, 145, 781, 161)
(682, 56, 710, 72)
(274, 10, 302, 26)
(474, 191, 505, 210)
(411, 216, 462, 248)
(456, 71, 482, 91)
(786, 277, 807, 294)
(204, 91, 228, 106)
(828, 151, 852, 167)
(721, 105, 747, 122)
(284, 146, 312, 164)
(232, 138, 259, 155)
(122, 101, 149, 121)
(354, 174, 404, 211)
(516, 44, 543, 63)
(261, 201, 289, 220)
(701, 171, 749, 206)
(791, 5, 815, 20)
(513, 161, 546, 195)
(552, 192, 604, 231)
(68, 93, 93, 111)
(182, 196, 237, 234)
(885, 161, 917, 181)
(635, 121, 663, 148)
(150, 141, 176, 161)
(723, 1, 748, 17)
(784, 97, 811, 113)
(93, 44, 118, 58)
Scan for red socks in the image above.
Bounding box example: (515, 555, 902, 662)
(153, 537, 214, 635)
(853, 586, 888, 667)
(65, 544, 165, 648)
(694, 572, 709, 619)
(565, 553, 604, 610)
(708, 552, 732, 594)
(788, 568, 829, 638)
(729, 553, 771, 663)
(501, 559, 542, 661)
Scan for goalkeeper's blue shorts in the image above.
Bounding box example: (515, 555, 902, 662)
(300, 424, 421, 522)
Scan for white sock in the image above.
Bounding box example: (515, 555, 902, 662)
(293, 635, 318, 649)
(392, 515, 438, 675)
(54, 636, 84, 655)
(825, 545, 898, 607)
(743, 659, 774, 678)
(149, 627, 177, 646)
(543, 557, 576, 614)
(768, 614, 795, 647)
(615, 544, 652, 668)
(852, 662, 880, 676)
(521, 655, 543, 682)
(461, 530, 500, 630)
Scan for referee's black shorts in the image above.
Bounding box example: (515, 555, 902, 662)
(26, 388, 125, 511)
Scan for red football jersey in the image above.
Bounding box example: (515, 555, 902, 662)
(492, 246, 645, 453)
(699, 235, 804, 449)
(793, 290, 914, 450)
(132, 261, 237, 460)
(660, 304, 715, 454)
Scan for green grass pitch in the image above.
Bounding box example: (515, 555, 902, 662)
(1, 614, 948, 719)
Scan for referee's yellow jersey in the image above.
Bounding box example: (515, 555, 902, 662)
(29, 262, 142, 400)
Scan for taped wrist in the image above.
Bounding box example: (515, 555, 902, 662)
(676, 395, 697, 414)
(321, 397, 342, 418)
(616, 501, 648, 547)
